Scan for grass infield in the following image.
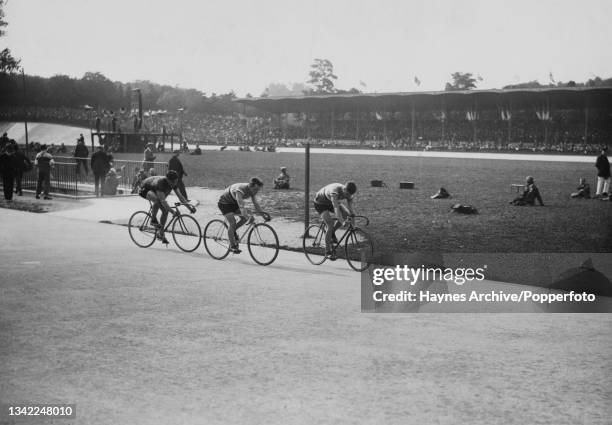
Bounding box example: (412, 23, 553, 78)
(116, 150, 612, 255)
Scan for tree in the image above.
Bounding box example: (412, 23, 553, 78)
(0, 0, 21, 74)
(307, 58, 337, 94)
(445, 72, 478, 91)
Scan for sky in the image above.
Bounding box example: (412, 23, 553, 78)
(2, 0, 612, 97)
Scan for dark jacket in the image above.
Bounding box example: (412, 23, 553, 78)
(91, 150, 113, 175)
(74, 143, 89, 159)
(595, 154, 610, 178)
(13, 150, 32, 174)
(521, 183, 544, 206)
(0, 152, 17, 176)
(168, 156, 186, 179)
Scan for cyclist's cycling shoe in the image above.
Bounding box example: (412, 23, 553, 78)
(150, 218, 160, 226)
(156, 232, 169, 244)
(230, 245, 242, 254)
(325, 251, 338, 261)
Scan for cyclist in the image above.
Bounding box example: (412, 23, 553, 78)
(313, 181, 357, 260)
(217, 177, 264, 253)
(139, 170, 195, 243)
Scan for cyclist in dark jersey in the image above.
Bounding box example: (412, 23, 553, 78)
(217, 177, 264, 253)
(139, 170, 195, 243)
(313, 181, 357, 259)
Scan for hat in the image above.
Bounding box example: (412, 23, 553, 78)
(108, 168, 116, 174)
(280, 166, 287, 171)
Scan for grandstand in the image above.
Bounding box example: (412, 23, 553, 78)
(235, 87, 612, 151)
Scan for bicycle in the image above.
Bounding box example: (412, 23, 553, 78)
(302, 215, 374, 272)
(203, 212, 279, 266)
(128, 201, 202, 252)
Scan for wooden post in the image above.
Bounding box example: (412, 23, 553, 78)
(411, 102, 416, 147)
(304, 143, 311, 237)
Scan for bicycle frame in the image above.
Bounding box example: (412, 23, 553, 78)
(146, 201, 184, 232)
(326, 216, 369, 252)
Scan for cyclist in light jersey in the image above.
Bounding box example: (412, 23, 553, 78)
(217, 177, 264, 253)
(313, 181, 357, 259)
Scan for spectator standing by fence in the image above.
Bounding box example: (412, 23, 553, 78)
(0, 133, 10, 152)
(168, 150, 188, 200)
(35, 144, 54, 200)
(0, 144, 18, 201)
(91, 146, 113, 197)
(143, 143, 156, 171)
(13, 144, 32, 196)
(595, 147, 610, 197)
(74, 137, 89, 180)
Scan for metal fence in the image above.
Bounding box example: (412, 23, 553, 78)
(20, 162, 79, 196)
(55, 156, 168, 196)
(7, 157, 169, 198)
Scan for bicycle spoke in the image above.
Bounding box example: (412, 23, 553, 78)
(172, 215, 202, 252)
(248, 223, 279, 266)
(345, 228, 374, 272)
(204, 219, 231, 260)
(128, 211, 156, 248)
(303, 224, 327, 265)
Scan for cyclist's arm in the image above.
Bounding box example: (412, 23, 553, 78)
(251, 194, 263, 213)
(234, 191, 250, 216)
(346, 198, 356, 216)
(330, 194, 345, 225)
(155, 190, 173, 213)
(173, 187, 189, 204)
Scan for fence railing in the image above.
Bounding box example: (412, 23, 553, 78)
(6, 157, 169, 198)
(20, 162, 79, 196)
(54, 156, 168, 195)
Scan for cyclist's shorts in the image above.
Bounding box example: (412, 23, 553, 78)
(313, 201, 334, 214)
(218, 201, 240, 215)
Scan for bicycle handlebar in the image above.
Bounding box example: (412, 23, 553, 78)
(255, 211, 272, 222)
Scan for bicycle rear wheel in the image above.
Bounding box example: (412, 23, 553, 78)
(247, 223, 279, 266)
(203, 219, 231, 260)
(128, 211, 156, 248)
(172, 214, 202, 252)
(302, 224, 327, 265)
(344, 227, 374, 272)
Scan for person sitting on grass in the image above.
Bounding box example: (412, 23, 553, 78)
(570, 178, 591, 199)
(273, 166, 291, 189)
(510, 176, 544, 206)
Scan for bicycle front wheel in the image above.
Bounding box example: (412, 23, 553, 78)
(345, 227, 374, 272)
(128, 211, 156, 248)
(247, 223, 279, 266)
(172, 214, 202, 252)
(203, 219, 231, 260)
(302, 224, 327, 266)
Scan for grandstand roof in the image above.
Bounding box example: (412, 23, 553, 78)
(236, 87, 612, 113)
